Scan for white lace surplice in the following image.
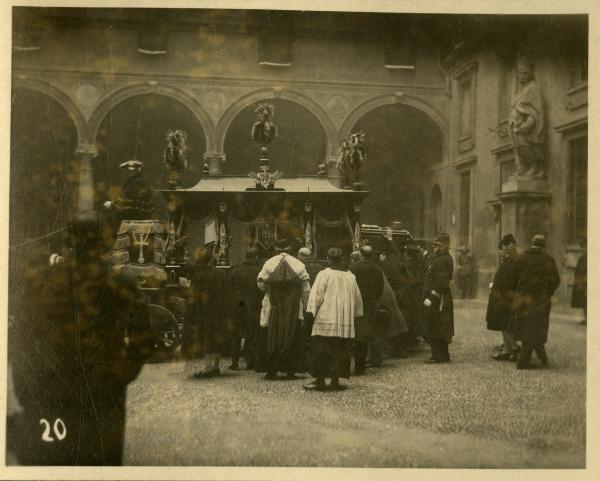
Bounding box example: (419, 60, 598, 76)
(306, 268, 363, 339)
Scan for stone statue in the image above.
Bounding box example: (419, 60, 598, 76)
(509, 56, 545, 178)
(336, 131, 366, 189)
(164, 129, 188, 189)
(251, 103, 278, 147)
(107, 160, 154, 220)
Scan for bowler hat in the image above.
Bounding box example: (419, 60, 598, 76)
(498, 234, 516, 249)
(433, 232, 450, 247)
(531, 234, 546, 248)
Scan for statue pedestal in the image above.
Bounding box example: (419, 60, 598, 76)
(498, 175, 550, 247)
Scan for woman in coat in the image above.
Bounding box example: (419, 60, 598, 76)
(486, 234, 520, 360)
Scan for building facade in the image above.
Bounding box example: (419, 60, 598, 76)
(10, 9, 587, 303)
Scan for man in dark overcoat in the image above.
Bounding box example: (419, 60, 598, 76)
(422, 232, 454, 363)
(230, 247, 263, 370)
(486, 234, 521, 361)
(184, 246, 234, 378)
(509, 234, 560, 369)
(349, 245, 384, 374)
(8, 216, 153, 465)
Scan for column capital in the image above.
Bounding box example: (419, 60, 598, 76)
(203, 152, 227, 175)
(75, 143, 98, 158)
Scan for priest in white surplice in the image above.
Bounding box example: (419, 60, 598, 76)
(303, 248, 363, 391)
(257, 239, 311, 380)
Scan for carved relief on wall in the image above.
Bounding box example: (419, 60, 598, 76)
(75, 83, 102, 119)
(203, 88, 228, 122)
(326, 94, 350, 121)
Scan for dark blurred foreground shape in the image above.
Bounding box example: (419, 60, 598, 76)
(8, 217, 155, 465)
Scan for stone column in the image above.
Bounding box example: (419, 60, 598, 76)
(203, 152, 227, 175)
(499, 177, 551, 249)
(74, 144, 97, 221)
(325, 155, 342, 188)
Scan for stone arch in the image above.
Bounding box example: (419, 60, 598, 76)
(12, 77, 88, 145)
(216, 88, 338, 157)
(339, 93, 449, 165)
(88, 83, 215, 150)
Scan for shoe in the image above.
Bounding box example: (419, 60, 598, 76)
(228, 364, 241, 371)
(365, 361, 383, 368)
(193, 369, 220, 379)
(354, 368, 365, 375)
(264, 373, 279, 380)
(284, 373, 300, 380)
(424, 359, 443, 364)
(493, 344, 505, 352)
(328, 383, 347, 391)
(492, 352, 512, 361)
(303, 381, 327, 391)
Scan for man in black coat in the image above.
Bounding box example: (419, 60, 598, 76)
(8, 216, 153, 465)
(486, 234, 521, 361)
(509, 234, 560, 369)
(230, 247, 263, 370)
(422, 232, 454, 363)
(348, 245, 384, 374)
(184, 246, 234, 378)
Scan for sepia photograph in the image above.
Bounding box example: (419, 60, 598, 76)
(2, 0, 594, 476)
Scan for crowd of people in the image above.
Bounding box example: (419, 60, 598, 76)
(181, 227, 580, 389)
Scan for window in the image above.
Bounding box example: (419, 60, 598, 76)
(384, 33, 416, 69)
(569, 136, 587, 242)
(570, 55, 588, 89)
(458, 77, 472, 138)
(497, 65, 514, 124)
(454, 63, 477, 152)
(258, 29, 292, 67)
(459, 171, 471, 246)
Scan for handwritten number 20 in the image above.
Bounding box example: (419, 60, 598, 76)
(40, 418, 67, 442)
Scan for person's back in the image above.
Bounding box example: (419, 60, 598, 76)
(510, 235, 560, 369)
(515, 248, 560, 301)
(231, 258, 262, 311)
(349, 259, 384, 307)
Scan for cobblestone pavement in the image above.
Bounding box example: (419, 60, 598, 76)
(124, 300, 586, 468)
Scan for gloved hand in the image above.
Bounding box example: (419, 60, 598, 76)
(423, 298, 432, 307)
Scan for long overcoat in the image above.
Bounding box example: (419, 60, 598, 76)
(508, 247, 560, 345)
(422, 250, 454, 341)
(230, 260, 263, 339)
(485, 253, 520, 331)
(184, 264, 234, 357)
(349, 259, 384, 341)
